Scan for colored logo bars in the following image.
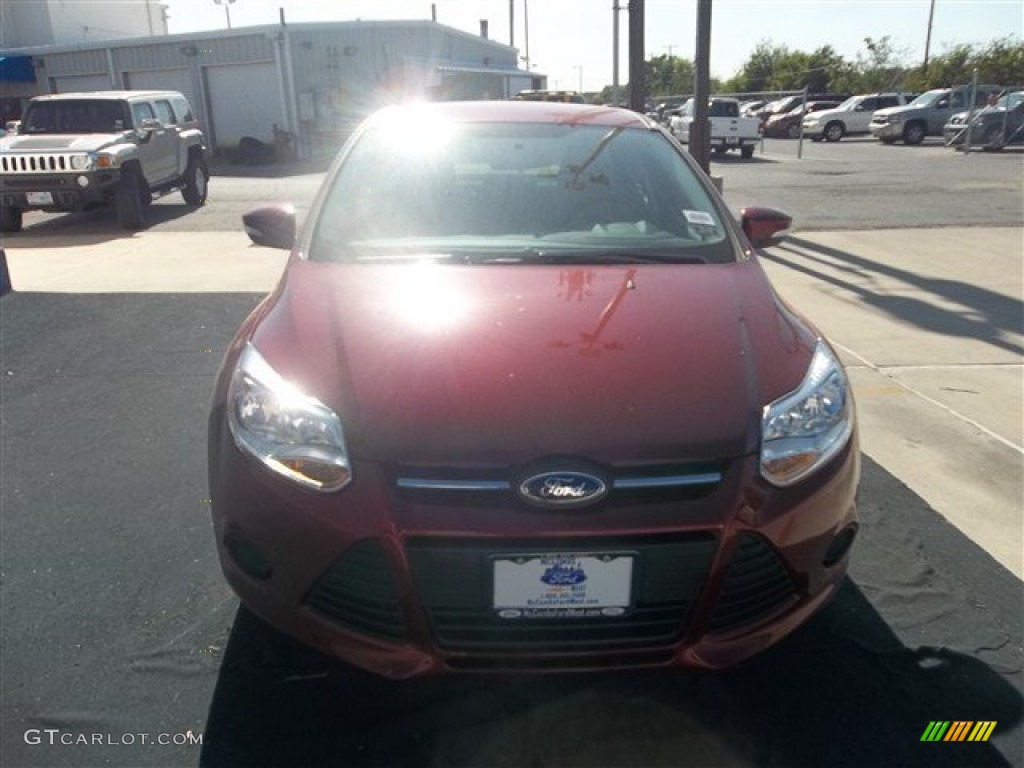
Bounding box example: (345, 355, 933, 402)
(921, 721, 997, 742)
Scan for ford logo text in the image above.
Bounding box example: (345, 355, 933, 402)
(519, 471, 608, 509)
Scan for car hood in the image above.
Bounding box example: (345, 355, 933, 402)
(0, 133, 122, 152)
(804, 107, 843, 121)
(248, 259, 818, 466)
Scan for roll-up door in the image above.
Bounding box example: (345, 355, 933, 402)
(202, 62, 283, 149)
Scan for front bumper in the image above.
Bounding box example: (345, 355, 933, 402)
(0, 170, 122, 211)
(801, 123, 824, 138)
(869, 122, 902, 139)
(208, 405, 860, 678)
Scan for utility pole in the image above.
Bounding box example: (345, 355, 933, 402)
(524, 0, 530, 71)
(509, 0, 514, 48)
(612, 0, 622, 105)
(689, 0, 712, 174)
(923, 0, 936, 74)
(627, 0, 645, 112)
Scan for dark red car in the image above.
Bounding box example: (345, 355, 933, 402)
(209, 101, 859, 678)
(763, 101, 842, 138)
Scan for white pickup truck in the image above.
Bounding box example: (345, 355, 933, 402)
(668, 97, 761, 158)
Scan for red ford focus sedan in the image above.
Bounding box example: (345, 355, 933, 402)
(209, 101, 859, 679)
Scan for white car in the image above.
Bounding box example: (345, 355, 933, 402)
(803, 93, 911, 142)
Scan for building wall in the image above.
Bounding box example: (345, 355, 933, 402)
(1, 0, 167, 48)
(4, 21, 529, 156)
(0, 2, 53, 47)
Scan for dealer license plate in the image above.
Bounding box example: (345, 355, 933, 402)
(27, 192, 53, 205)
(493, 553, 633, 619)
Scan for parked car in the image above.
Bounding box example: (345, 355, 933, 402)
(763, 101, 841, 138)
(209, 100, 860, 679)
(0, 90, 207, 232)
(739, 100, 765, 117)
(943, 90, 1024, 149)
(669, 96, 762, 157)
(870, 84, 1002, 145)
(513, 90, 585, 104)
(802, 93, 913, 142)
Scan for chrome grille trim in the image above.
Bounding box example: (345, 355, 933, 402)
(1, 153, 86, 174)
(395, 470, 722, 492)
(615, 473, 722, 489)
(396, 478, 512, 491)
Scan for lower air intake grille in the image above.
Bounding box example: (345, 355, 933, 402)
(306, 540, 407, 641)
(406, 535, 716, 652)
(709, 533, 798, 633)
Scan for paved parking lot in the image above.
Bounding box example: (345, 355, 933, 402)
(1, 135, 1021, 767)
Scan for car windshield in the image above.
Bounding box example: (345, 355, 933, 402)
(836, 96, 861, 110)
(310, 119, 734, 265)
(21, 100, 128, 134)
(999, 92, 1023, 110)
(909, 90, 947, 108)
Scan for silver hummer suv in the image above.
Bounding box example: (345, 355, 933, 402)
(0, 90, 208, 232)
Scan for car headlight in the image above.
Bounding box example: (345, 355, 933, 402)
(227, 343, 352, 492)
(887, 115, 903, 124)
(70, 154, 93, 170)
(760, 341, 853, 487)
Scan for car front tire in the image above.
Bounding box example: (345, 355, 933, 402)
(115, 167, 146, 230)
(740, 145, 755, 159)
(182, 153, 209, 206)
(824, 122, 845, 142)
(902, 121, 926, 145)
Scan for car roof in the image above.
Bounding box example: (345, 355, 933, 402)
(30, 91, 183, 102)
(366, 101, 654, 130)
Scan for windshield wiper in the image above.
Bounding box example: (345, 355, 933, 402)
(460, 248, 707, 265)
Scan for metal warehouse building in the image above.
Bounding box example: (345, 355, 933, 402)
(1, 19, 541, 157)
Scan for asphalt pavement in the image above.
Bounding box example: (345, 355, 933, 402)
(1, 212, 1021, 766)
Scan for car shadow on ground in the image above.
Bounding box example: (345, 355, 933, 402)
(207, 156, 334, 179)
(765, 237, 1024, 358)
(199, 455, 1023, 768)
(710, 151, 778, 165)
(7, 201, 200, 246)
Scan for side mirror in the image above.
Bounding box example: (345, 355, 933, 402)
(243, 204, 297, 250)
(740, 206, 792, 248)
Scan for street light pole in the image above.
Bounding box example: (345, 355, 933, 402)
(213, 0, 235, 30)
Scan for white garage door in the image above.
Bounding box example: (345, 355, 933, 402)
(52, 73, 113, 93)
(203, 62, 284, 148)
(123, 68, 197, 109)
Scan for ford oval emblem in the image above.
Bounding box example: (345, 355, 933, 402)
(518, 471, 609, 509)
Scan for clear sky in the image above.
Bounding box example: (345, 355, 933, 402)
(162, 0, 1023, 91)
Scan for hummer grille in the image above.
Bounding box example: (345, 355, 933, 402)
(1, 154, 87, 174)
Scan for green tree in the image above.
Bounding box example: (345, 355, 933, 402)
(645, 54, 696, 98)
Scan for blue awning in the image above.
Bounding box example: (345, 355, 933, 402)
(0, 56, 37, 83)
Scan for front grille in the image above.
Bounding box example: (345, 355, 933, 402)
(306, 540, 407, 641)
(1, 153, 86, 174)
(708, 533, 798, 634)
(406, 534, 716, 652)
(395, 462, 724, 507)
